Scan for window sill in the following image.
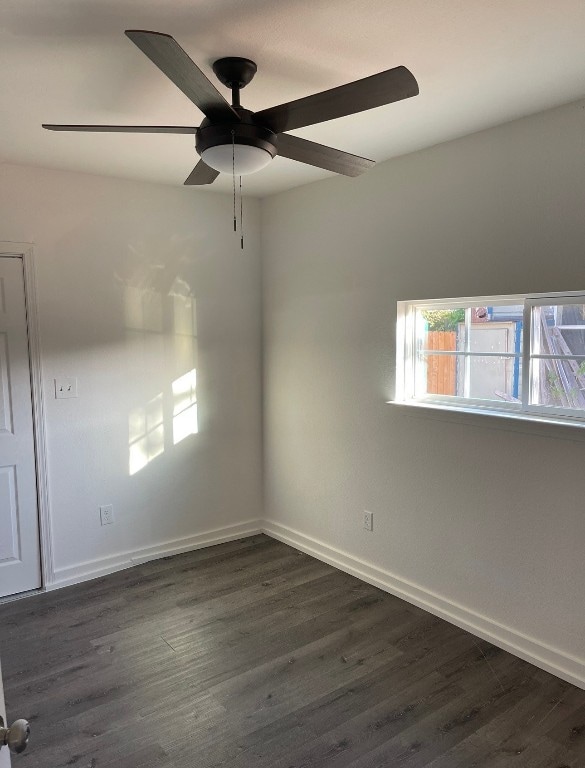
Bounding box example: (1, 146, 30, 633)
(387, 399, 585, 443)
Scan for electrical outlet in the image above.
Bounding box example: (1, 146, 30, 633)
(100, 504, 114, 526)
(363, 510, 374, 532)
(55, 377, 78, 399)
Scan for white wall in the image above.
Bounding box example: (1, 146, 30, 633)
(261, 98, 585, 686)
(0, 163, 262, 585)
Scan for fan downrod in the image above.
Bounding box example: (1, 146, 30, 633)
(212, 57, 257, 89)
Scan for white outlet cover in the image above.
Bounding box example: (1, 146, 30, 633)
(100, 505, 114, 526)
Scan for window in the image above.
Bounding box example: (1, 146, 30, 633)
(396, 292, 585, 425)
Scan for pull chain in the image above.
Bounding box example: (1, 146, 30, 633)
(230, 131, 244, 249)
(240, 175, 244, 250)
(231, 131, 237, 232)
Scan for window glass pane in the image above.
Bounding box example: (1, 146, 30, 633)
(464, 356, 521, 403)
(532, 303, 585, 357)
(416, 352, 460, 397)
(468, 305, 523, 355)
(416, 307, 466, 351)
(530, 357, 585, 410)
(416, 351, 521, 402)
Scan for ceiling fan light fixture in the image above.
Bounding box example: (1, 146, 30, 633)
(201, 143, 273, 175)
(43, 32, 420, 186)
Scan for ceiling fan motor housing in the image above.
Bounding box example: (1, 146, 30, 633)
(196, 109, 278, 161)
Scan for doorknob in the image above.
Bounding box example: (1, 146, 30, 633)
(0, 716, 30, 754)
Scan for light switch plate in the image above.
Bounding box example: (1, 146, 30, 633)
(55, 377, 78, 399)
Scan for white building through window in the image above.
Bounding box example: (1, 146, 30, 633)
(395, 292, 585, 425)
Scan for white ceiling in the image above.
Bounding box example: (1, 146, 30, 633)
(2, 0, 585, 197)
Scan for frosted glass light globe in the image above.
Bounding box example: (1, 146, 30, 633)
(201, 144, 273, 175)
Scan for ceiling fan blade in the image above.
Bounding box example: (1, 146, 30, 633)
(277, 133, 374, 177)
(42, 124, 198, 133)
(255, 66, 418, 133)
(125, 30, 239, 122)
(184, 160, 220, 185)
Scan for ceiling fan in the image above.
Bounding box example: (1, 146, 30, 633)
(43, 30, 419, 185)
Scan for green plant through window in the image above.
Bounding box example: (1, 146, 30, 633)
(421, 309, 465, 331)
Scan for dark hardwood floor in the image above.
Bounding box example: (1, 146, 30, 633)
(0, 534, 584, 767)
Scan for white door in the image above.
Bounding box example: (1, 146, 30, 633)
(0, 257, 41, 598)
(0, 658, 10, 768)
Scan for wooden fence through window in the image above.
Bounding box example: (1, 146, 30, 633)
(426, 331, 456, 395)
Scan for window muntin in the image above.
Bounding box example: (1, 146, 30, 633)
(398, 293, 585, 424)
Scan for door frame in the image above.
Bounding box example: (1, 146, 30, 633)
(0, 242, 53, 590)
(0, 657, 9, 767)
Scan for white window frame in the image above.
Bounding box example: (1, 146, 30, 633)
(396, 290, 585, 426)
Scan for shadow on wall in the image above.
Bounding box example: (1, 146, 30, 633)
(121, 251, 199, 477)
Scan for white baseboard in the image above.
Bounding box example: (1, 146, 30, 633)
(262, 520, 585, 691)
(48, 520, 262, 590)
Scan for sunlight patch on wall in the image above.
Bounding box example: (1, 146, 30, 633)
(122, 251, 199, 475)
(128, 393, 165, 476)
(172, 369, 198, 445)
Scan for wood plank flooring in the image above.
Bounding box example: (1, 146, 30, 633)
(0, 534, 584, 767)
